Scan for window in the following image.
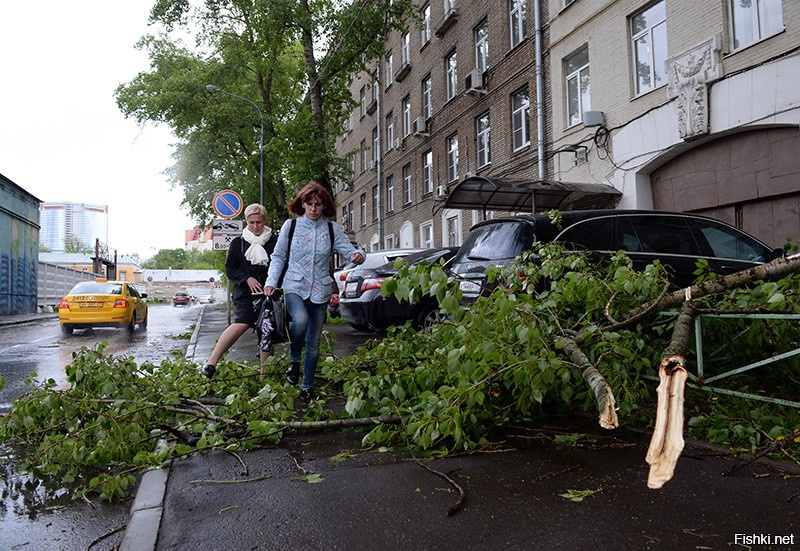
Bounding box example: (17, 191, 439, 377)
(385, 234, 397, 249)
(360, 139, 367, 172)
(421, 5, 431, 44)
(511, 87, 530, 150)
(447, 134, 459, 182)
(472, 210, 494, 224)
(386, 175, 395, 212)
(372, 185, 379, 221)
(386, 53, 394, 87)
(402, 96, 411, 137)
(631, 1, 667, 95)
(422, 75, 432, 120)
(730, 0, 783, 50)
(565, 46, 590, 126)
(445, 0, 456, 12)
(446, 214, 461, 247)
(422, 149, 433, 195)
(403, 164, 413, 204)
(359, 86, 366, 117)
(476, 112, 491, 168)
(446, 50, 458, 101)
(372, 127, 379, 161)
(349, 154, 355, 181)
(387, 112, 395, 149)
(401, 32, 411, 65)
(475, 19, 489, 74)
(360, 193, 367, 226)
(509, 0, 527, 48)
(420, 221, 434, 248)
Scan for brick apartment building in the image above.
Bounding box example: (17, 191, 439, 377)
(335, 0, 800, 252)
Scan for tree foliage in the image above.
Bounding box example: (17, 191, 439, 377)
(3, 245, 798, 501)
(141, 247, 224, 270)
(115, 0, 417, 227)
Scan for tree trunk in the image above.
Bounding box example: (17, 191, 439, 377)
(555, 336, 618, 429)
(645, 302, 695, 489)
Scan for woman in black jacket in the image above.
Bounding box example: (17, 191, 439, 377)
(202, 203, 277, 378)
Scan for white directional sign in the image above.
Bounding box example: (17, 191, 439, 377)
(211, 218, 243, 251)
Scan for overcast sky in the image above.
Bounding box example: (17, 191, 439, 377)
(0, 1, 197, 259)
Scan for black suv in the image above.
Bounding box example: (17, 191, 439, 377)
(451, 210, 782, 299)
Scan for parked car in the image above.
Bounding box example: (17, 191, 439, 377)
(339, 247, 459, 331)
(450, 210, 783, 301)
(334, 248, 428, 297)
(172, 291, 193, 306)
(58, 279, 148, 335)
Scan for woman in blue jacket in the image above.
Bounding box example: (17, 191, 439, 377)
(265, 181, 364, 401)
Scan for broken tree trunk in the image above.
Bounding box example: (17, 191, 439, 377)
(646, 302, 697, 489)
(555, 336, 618, 429)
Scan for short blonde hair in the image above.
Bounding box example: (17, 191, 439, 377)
(244, 203, 267, 219)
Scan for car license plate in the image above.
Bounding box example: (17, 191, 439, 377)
(79, 302, 103, 308)
(459, 280, 482, 295)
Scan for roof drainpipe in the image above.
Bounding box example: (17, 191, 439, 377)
(376, 65, 384, 249)
(534, 0, 545, 182)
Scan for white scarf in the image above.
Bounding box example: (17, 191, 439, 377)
(242, 226, 272, 266)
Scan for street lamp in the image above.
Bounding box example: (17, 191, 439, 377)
(206, 84, 265, 206)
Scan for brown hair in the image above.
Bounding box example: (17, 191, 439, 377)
(287, 181, 336, 218)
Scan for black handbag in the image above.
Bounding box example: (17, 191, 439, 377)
(255, 291, 289, 350)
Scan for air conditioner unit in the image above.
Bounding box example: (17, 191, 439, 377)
(367, 160, 376, 171)
(464, 170, 475, 179)
(412, 117, 429, 137)
(392, 138, 404, 150)
(436, 185, 447, 198)
(464, 68, 486, 97)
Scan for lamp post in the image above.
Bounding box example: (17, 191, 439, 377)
(206, 84, 265, 206)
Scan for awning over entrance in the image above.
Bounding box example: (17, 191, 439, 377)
(442, 176, 623, 213)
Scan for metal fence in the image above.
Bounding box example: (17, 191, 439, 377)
(37, 261, 100, 310)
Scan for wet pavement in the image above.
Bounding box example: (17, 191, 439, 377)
(2, 307, 799, 550)
(126, 303, 800, 551)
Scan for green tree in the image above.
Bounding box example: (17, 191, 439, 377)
(115, 0, 416, 227)
(64, 234, 93, 254)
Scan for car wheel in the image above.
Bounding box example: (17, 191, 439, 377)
(127, 314, 136, 334)
(416, 303, 446, 329)
(140, 309, 148, 329)
(61, 324, 74, 335)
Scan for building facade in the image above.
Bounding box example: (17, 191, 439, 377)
(39, 201, 109, 253)
(335, 0, 799, 252)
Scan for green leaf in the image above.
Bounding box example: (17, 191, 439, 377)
(301, 473, 324, 483)
(558, 487, 603, 502)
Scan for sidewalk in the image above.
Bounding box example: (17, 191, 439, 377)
(121, 304, 800, 550)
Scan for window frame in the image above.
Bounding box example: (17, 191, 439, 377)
(475, 18, 489, 74)
(421, 4, 431, 45)
(447, 133, 459, 182)
(445, 49, 458, 102)
(422, 74, 432, 120)
(422, 149, 433, 195)
(729, 0, 784, 51)
(402, 96, 412, 137)
(402, 164, 413, 205)
(509, 0, 527, 49)
(360, 193, 367, 227)
(386, 53, 394, 88)
(420, 220, 434, 248)
(565, 45, 590, 126)
(476, 111, 491, 169)
(511, 87, 531, 151)
(386, 112, 395, 150)
(631, 1, 667, 96)
(386, 174, 395, 213)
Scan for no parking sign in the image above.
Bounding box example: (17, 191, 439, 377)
(212, 189, 243, 219)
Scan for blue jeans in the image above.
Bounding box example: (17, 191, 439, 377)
(285, 292, 329, 389)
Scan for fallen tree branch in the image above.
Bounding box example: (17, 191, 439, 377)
(284, 414, 403, 430)
(414, 459, 465, 517)
(721, 428, 800, 477)
(646, 302, 696, 489)
(555, 336, 618, 429)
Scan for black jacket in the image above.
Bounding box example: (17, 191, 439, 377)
(225, 234, 278, 301)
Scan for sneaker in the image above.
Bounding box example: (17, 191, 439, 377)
(286, 362, 300, 385)
(299, 388, 316, 402)
(201, 364, 216, 379)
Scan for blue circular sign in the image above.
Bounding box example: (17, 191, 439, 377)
(213, 189, 243, 219)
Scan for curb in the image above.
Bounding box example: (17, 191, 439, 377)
(119, 306, 206, 551)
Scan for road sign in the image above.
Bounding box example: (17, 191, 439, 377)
(211, 218, 243, 251)
(212, 189, 244, 219)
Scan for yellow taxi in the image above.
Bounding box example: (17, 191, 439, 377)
(58, 278, 148, 335)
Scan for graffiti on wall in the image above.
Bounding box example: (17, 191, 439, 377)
(0, 217, 38, 316)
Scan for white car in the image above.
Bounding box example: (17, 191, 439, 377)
(334, 248, 427, 296)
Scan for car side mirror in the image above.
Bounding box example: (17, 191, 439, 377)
(141, 293, 149, 298)
(771, 247, 786, 261)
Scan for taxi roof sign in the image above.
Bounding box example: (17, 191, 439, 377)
(212, 189, 244, 219)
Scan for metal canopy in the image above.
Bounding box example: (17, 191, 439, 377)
(442, 176, 623, 213)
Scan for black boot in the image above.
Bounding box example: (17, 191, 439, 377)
(286, 362, 300, 385)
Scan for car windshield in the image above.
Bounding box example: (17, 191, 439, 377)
(71, 282, 123, 295)
(452, 222, 536, 264)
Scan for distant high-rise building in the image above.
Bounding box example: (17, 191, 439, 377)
(39, 202, 108, 253)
